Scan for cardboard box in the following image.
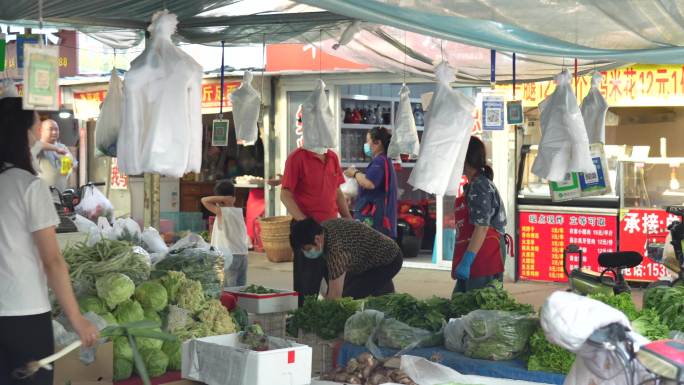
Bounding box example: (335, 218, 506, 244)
(53, 341, 113, 385)
(224, 286, 298, 314)
(182, 334, 312, 385)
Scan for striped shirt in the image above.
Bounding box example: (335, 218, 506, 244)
(322, 219, 401, 279)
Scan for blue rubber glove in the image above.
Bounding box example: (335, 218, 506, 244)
(455, 250, 477, 280)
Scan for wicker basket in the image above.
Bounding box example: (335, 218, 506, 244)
(297, 330, 340, 375)
(259, 216, 294, 263)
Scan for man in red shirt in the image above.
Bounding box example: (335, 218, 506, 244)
(280, 148, 351, 305)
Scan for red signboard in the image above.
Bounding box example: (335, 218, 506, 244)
(619, 209, 677, 281)
(265, 44, 368, 72)
(518, 211, 617, 282)
(201, 81, 241, 110)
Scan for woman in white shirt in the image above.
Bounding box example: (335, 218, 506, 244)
(0, 97, 98, 385)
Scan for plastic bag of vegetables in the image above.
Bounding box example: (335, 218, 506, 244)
(344, 309, 385, 346)
(461, 310, 538, 361)
(376, 317, 443, 351)
(444, 317, 467, 353)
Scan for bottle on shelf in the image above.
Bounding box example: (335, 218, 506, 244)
(361, 105, 370, 124)
(343, 107, 353, 124)
(351, 105, 362, 124)
(382, 107, 391, 125)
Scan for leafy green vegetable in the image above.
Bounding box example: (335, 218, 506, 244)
(240, 324, 269, 351)
(364, 293, 445, 332)
(461, 310, 538, 361)
(232, 308, 248, 332)
(114, 300, 145, 324)
(136, 328, 165, 351)
(173, 323, 215, 341)
(344, 310, 385, 345)
(101, 312, 118, 325)
(143, 308, 161, 324)
(527, 329, 575, 374)
(79, 296, 107, 315)
(96, 273, 135, 309)
(198, 299, 237, 334)
(376, 317, 443, 350)
(114, 358, 134, 381)
(114, 336, 133, 362)
(154, 247, 224, 298)
(632, 309, 670, 341)
(137, 349, 168, 378)
(642, 286, 684, 331)
(135, 281, 169, 312)
(588, 292, 639, 321)
(290, 296, 361, 340)
(162, 340, 182, 371)
(449, 283, 534, 318)
(176, 279, 205, 313)
(158, 271, 188, 303)
(241, 284, 278, 294)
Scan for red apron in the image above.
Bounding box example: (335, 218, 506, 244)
(451, 195, 504, 279)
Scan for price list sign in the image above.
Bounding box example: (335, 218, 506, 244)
(619, 209, 676, 281)
(518, 211, 618, 282)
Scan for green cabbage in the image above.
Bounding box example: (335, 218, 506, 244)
(114, 358, 133, 381)
(79, 296, 107, 315)
(96, 273, 135, 309)
(143, 308, 162, 325)
(113, 300, 144, 324)
(135, 281, 168, 312)
(138, 349, 169, 378)
(136, 328, 165, 351)
(176, 279, 205, 313)
(100, 312, 118, 325)
(162, 340, 182, 371)
(113, 337, 133, 362)
(159, 271, 187, 303)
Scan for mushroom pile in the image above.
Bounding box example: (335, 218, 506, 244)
(320, 352, 418, 385)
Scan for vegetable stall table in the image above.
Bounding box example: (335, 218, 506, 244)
(336, 343, 565, 385)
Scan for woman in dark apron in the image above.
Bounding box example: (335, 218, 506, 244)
(452, 136, 508, 293)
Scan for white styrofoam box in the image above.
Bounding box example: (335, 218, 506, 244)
(182, 334, 312, 385)
(224, 286, 298, 314)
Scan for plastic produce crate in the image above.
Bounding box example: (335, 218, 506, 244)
(248, 312, 288, 339)
(224, 286, 298, 314)
(296, 331, 340, 376)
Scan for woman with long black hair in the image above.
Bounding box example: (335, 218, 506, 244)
(451, 136, 507, 292)
(344, 126, 398, 239)
(0, 98, 98, 385)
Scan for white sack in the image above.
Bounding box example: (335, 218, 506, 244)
(117, 10, 203, 177)
(302, 79, 336, 154)
(532, 70, 595, 182)
(388, 85, 420, 159)
(142, 227, 169, 254)
(230, 71, 260, 146)
(340, 175, 359, 198)
(580, 72, 608, 144)
(0, 78, 19, 99)
(408, 62, 474, 196)
(95, 69, 123, 157)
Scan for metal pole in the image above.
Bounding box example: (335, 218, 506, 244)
(143, 173, 161, 229)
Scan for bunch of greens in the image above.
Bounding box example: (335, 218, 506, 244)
(588, 292, 639, 321)
(376, 317, 444, 350)
(154, 246, 224, 298)
(642, 286, 684, 331)
(364, 294, 445, 332)
(240, 324, 269, 351)
(527, 329, 575, 374)
(449, 283, 534, 318)
(344, 310, 385, 345)
(289, 296, 361, 340)
(461, 310, 538, 361)
(632, 308, 670, 341)
(241, 284, 278, 294)
(63, 239, 150, 295)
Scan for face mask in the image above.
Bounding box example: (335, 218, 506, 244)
(363, 143, 372, 157)
(303, 247, 323, 259)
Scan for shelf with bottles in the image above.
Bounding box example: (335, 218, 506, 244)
(341, 98, 393, 126)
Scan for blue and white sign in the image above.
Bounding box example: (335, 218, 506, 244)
(482, 94, 505, 131)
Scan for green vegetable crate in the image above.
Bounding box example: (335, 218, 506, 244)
(224, 286, 298, 314)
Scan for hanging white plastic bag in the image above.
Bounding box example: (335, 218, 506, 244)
(112, 217, 142, 243)
(72, 214, 98, 234)
(95, 69, 123, 157)
(581, 72, 608, 144)
(532, 70, 595, 182)
(142, 227, 169, 254)
(75, 185, 114, 221)
(230, 71, 260, 146)
(302, 79, 336, 154)
(388, 85, 420, 159)
(117, 10, 203, 177)
(409, 63, 474, 196)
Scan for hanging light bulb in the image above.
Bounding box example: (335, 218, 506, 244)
(58, 105, 72, 119)
(670, 167, 681, 190)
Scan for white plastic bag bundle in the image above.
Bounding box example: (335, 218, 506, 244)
(230, 71, 260, 146)
(95, 69, 123, 157)
(409, 63, 474, 196)
(302, 79, 336, 154)
(142, 227, 169, 254)
(75, 185, 114, 221)
(117, 10, 202, 177)
(112, 217, 142, 243)
(340, 175, 359, 198)
(388, 85, 420, 159)
(580, 72, 608, 144)
(72, 214, 98, 234)
(532, 70, 595, 182)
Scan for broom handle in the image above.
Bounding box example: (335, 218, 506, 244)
(38, 341, 82, 368)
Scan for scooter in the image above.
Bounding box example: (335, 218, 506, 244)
(646, 205, 684, 287)
(564, 244, 643, 296)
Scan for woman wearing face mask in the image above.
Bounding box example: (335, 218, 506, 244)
(344, 127, 398, 239)
(0, 98, 99, 385)
(451, 136, 507, 293)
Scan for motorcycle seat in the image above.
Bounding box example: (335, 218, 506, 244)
(598, 251, 643, 269)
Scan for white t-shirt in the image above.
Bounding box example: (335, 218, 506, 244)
(0, 167, 60, 316)
(210, 207, 250, 256)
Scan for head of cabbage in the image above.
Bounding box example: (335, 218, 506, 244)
(138, 349, 169, 378)
(113, 300, 144, 324)
(143, 308, 162, 325)
(135, 281, 168, 312)
(78, 296, 107, 315)
(162, 339, 182, 371)
(113, 336, 133, 362)
(114, 358, 133, 381)
(159, 271, 187, 303)
(136, 328, 165, 351)
(100, 312, 118, 326)
(96, 273, 135, 309)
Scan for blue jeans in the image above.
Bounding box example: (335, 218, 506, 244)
(224, 254, 247, 287)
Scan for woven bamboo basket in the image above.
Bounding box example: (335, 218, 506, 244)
(259, 216, 294, 263)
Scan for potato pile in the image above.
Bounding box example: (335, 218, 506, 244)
(320, 352, 418, 385)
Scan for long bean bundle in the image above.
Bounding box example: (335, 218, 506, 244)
(63, 239, 150, 296)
